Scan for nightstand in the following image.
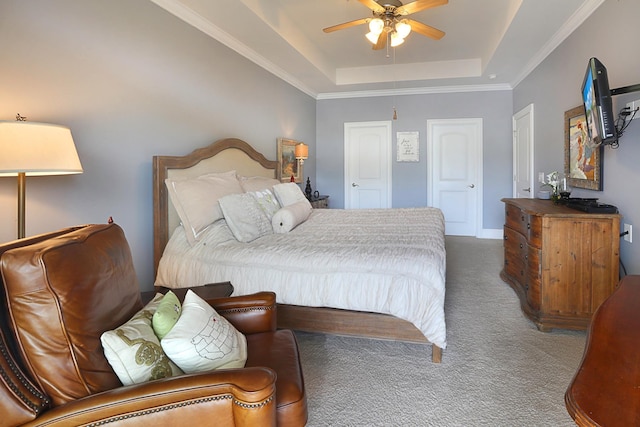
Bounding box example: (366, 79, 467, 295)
(309, 195, 329, 209)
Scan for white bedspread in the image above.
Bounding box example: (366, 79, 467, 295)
(155, 207, 447, 349)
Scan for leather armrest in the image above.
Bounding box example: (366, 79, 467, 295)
(26, 367, 276, 427)
(208, 292, 277, 335)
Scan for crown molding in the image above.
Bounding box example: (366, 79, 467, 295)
(317, 83, 513, 100)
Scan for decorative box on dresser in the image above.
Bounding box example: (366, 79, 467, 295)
(500, 198, 620, 331)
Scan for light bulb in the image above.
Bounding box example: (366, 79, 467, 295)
(390, 32, 405, 47)
(395, 20, 411, 39)
(369, 18, 384, 34)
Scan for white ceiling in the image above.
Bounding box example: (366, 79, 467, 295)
(150, 0, 604, 98)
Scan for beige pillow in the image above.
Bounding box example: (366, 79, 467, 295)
(273, 182, 311, 207)
(238, 175, 280, 192)
(101, 294, 183, 386)
(165, 171, 243, 245)
(161, 290, 247, 373)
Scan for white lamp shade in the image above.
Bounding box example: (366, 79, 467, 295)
(0, 121, 83, 176)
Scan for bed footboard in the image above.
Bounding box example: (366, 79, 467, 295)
(277, 304, 443, 363)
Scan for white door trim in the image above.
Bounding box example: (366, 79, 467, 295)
(343, 121, 392, 209)
(427, 118, 483, 237)
(512, 104, 535, 198)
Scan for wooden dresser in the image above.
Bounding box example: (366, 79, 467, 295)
(500, 198, 620, 331)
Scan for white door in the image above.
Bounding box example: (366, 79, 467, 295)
(344, 121, 392, 209)
(513, 104, 534, 198)
(427, 119, 482, 236)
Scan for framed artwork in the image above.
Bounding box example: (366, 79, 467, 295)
(396, 131, 419, 162)
(277, 138, 303, 183)
(564, 105, 603, 190)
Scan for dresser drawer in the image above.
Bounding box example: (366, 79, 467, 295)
(526, 247, 541, 311)
(503, 226, 528, 283)
(505, 204, 530, 237)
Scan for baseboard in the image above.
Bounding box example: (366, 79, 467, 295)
(478, 228, 502, 239)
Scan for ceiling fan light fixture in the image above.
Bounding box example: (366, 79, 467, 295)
(390, 31, 405, 47)
(368, 18, 384, 34)
(365, 31, 380, 44)
(395, 20, 411, 39)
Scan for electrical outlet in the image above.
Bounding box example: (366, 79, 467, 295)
(624, 223, 633, 243)
(626, 99, 640, 120)
(538, 172, 545, 183)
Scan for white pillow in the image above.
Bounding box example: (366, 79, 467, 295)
(219, 193, 273, 243)
(238, 175, 280, 193)
(273, 182, 311, 207)
(165, 171, 243, 246)
(161, 290, 247, 373)
(249, 188, 281, 220)
(101, 294, 183, 386)
(272, 200, 313, 233)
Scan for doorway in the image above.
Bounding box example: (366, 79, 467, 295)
(513, 104, 535, 198)
(344, 121, 392, 209)
(427, 118, 483, 236)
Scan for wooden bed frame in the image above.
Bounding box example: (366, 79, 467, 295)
(153, 138, 442, 363)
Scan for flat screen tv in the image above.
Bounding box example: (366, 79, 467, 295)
(581, 57, 616, 145)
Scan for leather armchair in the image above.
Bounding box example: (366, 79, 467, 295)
(0, 223, 307, 426)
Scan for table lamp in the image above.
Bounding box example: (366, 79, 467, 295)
(0, 118, 83, 239)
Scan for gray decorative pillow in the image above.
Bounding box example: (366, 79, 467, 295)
(219, 193, 273, 242)
(249, 188, 281, 220)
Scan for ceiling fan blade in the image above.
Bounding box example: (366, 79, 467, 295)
(358, 0, 386, 14)
(323, 18, 370, 33)
(396, 0, 448, 16)
(406, 19, 445, 40)
(373, 31, 387, 50)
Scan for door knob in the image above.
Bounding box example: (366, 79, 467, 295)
(352, 183, 359, 187)
(468, 184, 475, 188)
(523, 187, 531, 192)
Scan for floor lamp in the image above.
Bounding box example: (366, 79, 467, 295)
(0, 119, 83, 239)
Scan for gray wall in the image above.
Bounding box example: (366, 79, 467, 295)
(316, 90, 513, 231)
(0, 0, 316, 289)
(514, 0, 640, 274)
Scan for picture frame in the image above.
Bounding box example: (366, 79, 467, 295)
(564, 105, 603, 191)
(277, 137, 303, 183)
(396, 131, 419, 162)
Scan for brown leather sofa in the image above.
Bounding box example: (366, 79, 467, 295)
(0, 223, 307, 426)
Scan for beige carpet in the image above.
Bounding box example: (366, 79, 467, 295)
(296, 236, 586, 426)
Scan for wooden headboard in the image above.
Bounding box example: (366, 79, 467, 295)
(152, 138, 278, 275)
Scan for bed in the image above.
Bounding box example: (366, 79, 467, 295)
(153, 138, 446, 362)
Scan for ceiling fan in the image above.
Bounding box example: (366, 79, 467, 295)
(323, 0, 447, 49)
